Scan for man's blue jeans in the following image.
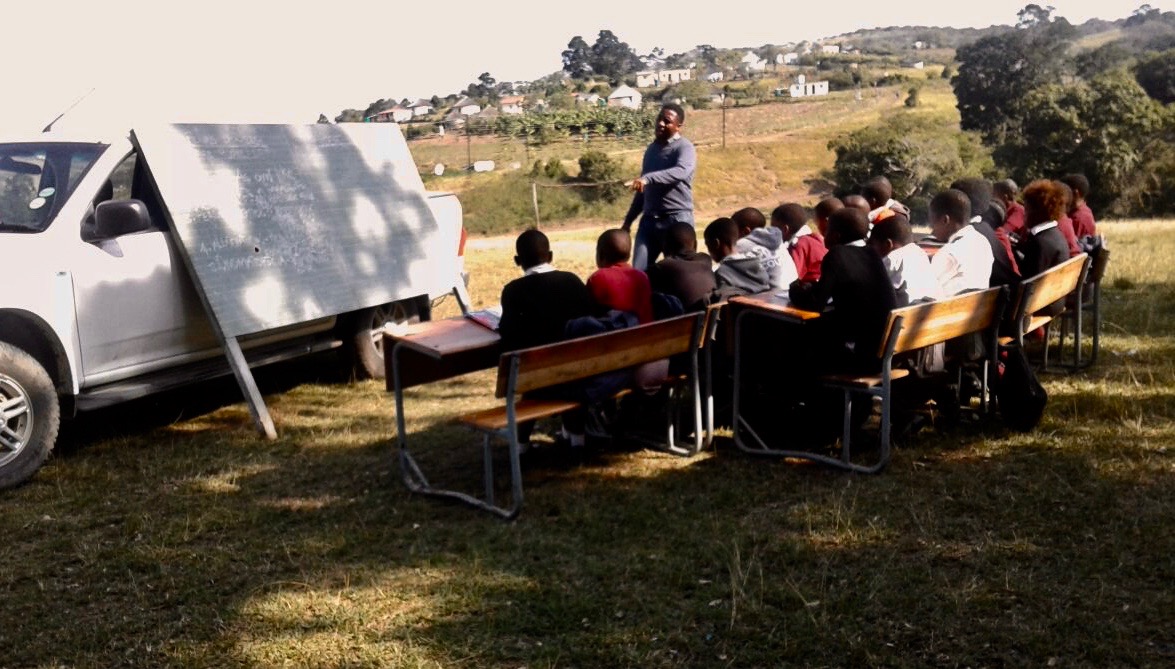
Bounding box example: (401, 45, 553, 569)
(632, 211, 695, 271)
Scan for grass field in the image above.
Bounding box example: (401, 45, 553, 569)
(3, 220, 1173, 668)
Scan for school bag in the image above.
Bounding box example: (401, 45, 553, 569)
(995, 344, 1048, 431)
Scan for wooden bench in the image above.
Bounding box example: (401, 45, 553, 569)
(1000, 254, 1090, 366)
(814, 286, 1007, 473)
(424, 312, 706, 520)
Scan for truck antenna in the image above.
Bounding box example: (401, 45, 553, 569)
(42, 88, 96, 133)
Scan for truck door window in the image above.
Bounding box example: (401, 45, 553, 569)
(0, 142, 105, 233)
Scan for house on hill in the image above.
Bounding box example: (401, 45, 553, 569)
(408, 99, 433, 117)
(706, 71, 724, 83)
(443, 108, 466, 130)
(453, 97, 481, 116)
(741, 51, 767, 72)
(635, 68, 692, 88)
(499, 95, 525, 114)
(607, 85, 643, 109)
(820, 44, 841, 55)
(367, 105, 412, 123)
(789, 74, 829, 98)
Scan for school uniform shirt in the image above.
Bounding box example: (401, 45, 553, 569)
(971, 216, 1019, 285)
(787, 226, 827, 282)
(735, 227, 798, 289)
(932, 224, 994, 296)
(1071, 203, 1097, 239)
(646, 251, 717, 312)
(587, 262, 654, 323)
(1020, 221, 1072, 316)
(883, 243, 943, 307)
(868, 199, 911, 227)
(1019, 221, 1070, 279)
(499, 264, 596, 351)
(1057, 215, 1082, 257)
(1001, 201, 1027, 238)
(789, 241, 897, 369)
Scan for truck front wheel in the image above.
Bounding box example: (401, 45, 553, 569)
(0, 342, 60, 490)
(344, 297, 429, 380)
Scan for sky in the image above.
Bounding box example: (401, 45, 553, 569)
(1, 0, 1157, 136)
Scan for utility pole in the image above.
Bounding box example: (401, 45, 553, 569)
(465, 121, 472, 170)
(722, 98, 727, 149)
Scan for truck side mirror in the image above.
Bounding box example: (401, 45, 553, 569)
(93, 199, 152, 238)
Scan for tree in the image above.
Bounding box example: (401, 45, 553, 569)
(992, 73, 1168, 213)
(577, 150, 624, 202)
(562, 36, 593, 79)
(1134, 49, 1175, 104)
(829, 114, 993, 218)
(316, 114, 330, 124)
(952, 25, 1072, 142)
(590, 30, 641, 81)
(1016, 4, 1055, 28)
(1076, 42, 1133, 79)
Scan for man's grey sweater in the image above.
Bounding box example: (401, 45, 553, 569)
(624, 135, 696, 225)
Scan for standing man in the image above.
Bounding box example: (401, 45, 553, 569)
(622, 104, 696, 271)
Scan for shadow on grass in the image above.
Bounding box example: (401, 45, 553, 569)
(4, 363, 1174, 667)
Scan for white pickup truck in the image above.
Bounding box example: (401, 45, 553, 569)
(0, 131, 464, 489)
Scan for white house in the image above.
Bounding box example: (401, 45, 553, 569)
(789, 79, 829, 98)
(408, 99, 433, 117)
(635, 68, 692, 88)
(820, 44, 841, 55)
(499, 95, 525, 114)
(911, 61, 925, 70)
(574, 92, 602, 105)
(741, 51, 767, 72)
(706, 71, 724, 83)
(607, 85, 643, 109)
(453, 96, 481, 116)
(783, 52, 799, 65)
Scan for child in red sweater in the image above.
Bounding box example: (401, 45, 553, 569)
(772, 203, 826, 282)
(587, 229, 654, 323)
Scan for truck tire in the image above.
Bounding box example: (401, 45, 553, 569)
(345, 298, 427, 381)
(0, 342, 60, 490)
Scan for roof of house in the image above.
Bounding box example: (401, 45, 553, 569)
(499, 95, 525, 105)
(608, 85, 640, 99)
(408, 99, 432, 108)
(453, 96, 479, 108)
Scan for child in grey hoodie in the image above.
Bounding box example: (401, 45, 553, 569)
(704, 217, 771, 301)
(732, 207, 798, 289)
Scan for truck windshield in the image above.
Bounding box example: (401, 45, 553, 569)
(0, 142, 107, 233)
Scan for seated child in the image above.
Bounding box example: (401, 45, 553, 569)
(868, 215, 942, 307)
(1052, 181, 1083, 257)
(950, 177, 1020, 286)
(813, 197, 844, 239)
(1060, 174, 1097, 239)
(499, 228, 597, 351)
(732, 206, 797, 289)
(1018, 180, 1072, 285)
(928, 188, 994, 296)
(860, 176, 911, 226)
(499, 229, 599, 448)
(789, 208, 897, 374)
(842, 194, 871, 217)
(772, 203, 826, 283)
(645, 221, 717, 312)
(704, 217, 771, 300)
(994, 179, 1026, 238)
(587, 229, 653, 323)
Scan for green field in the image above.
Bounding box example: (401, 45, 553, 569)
(3, 218, 1174, 667)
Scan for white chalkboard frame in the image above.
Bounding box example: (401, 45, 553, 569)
(131, 123, 451, 439)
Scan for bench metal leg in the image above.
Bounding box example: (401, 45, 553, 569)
(731, 309, 888, 473)
(393, 342, 523, 521)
